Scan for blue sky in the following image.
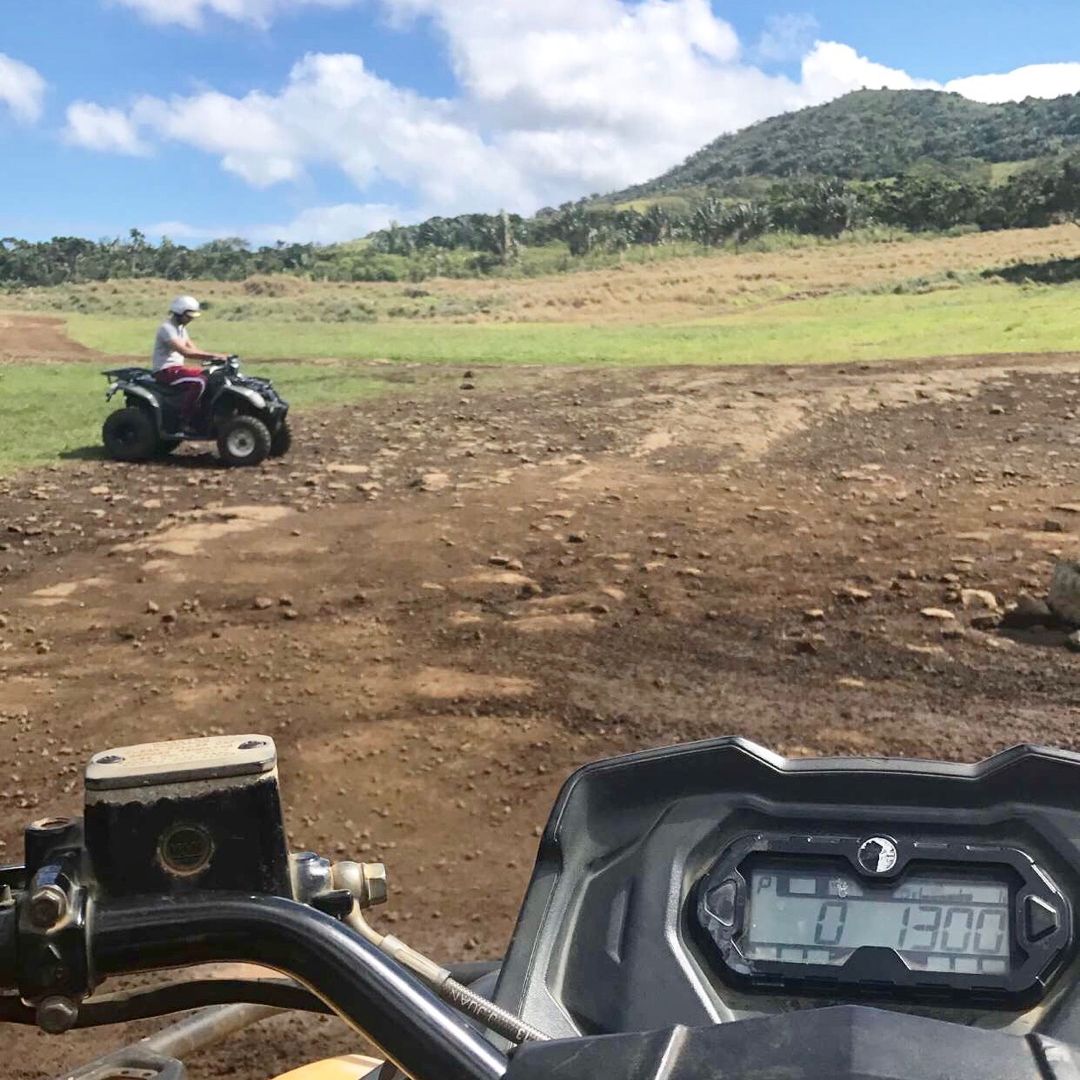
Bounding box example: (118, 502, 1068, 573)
(2, 0, 1079, 244)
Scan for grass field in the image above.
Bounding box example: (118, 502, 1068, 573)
(59, 280, 1080, 366)
(0, 364, 388, 473)
(5, 224, 1080, 472)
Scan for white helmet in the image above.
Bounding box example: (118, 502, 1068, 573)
(169, 295, 201, 318)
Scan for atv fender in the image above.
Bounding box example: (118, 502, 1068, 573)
(220, 386, 267, 412)
(123, 387, 166, 435)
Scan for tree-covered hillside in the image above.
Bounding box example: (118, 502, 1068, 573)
(620, 89, 1080, 197)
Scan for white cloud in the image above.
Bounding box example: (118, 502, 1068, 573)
(250, 202, 405, 243)
(799, 41, 940, 100)
(64, 102, 150, 155)
(78, 0, 1080, 242)
(945, 63, 1080, 104)
(110, 0, 359, 29)
(146, 201, 405, 243)
(0, 53, 46, 124)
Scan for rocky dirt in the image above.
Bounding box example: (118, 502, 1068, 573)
(3, 332, 1080, 1077)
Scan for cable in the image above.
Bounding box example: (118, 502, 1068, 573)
(0, 978, 330, 1028)
(340, 892, 549, 1046)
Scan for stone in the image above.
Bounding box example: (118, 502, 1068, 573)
(969, 612, 1001, 631)
(959, 589, 999, 613)
(920, 608, 956, 622)
(839, 586, 873, 603)
(252, 596, 274, 610)
(1067, 631, 1080, 654)
(1048, 561, 1080, 627)
(803, 609, 826, 622)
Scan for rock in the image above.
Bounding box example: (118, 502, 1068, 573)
(1067, 631, 1080, 654)
(838, 586, 873, 603)
(897, 568, 918, 581)
(1052, 504, 1080, 515)
(920, 608, 956, 622)
(1048, 561, 1080, 627)
(145, 600, 160, 614)
(505, 558, 524, 572)
(906, 644, 950, 658)
(969, 612, 1001, 631)
(960, 588, 999, 612)
(989, 404, 1006, 415)
(488, 555, 512, 567)
(252, 596, 274, 610)
(567, 532, 588, 544)
(1001, 592, 1054, 629)
(803, 609, 826, 622)
(1043, 519, 1066, 533)
(415, 472, 450, 493)
(161, 611, 178, 624)
(279, 595, 294, 607)
(282, 609, 300, 621)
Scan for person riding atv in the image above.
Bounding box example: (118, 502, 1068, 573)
(101, 307, 292, 466)
(153, 295, 228, 434)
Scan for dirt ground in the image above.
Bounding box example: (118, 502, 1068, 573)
(2, 316, 1080, 1077)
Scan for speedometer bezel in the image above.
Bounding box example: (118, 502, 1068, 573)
(694, 832, 1071, 1007)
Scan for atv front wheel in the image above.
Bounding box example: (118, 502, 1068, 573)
(103, 407, 158, 462)
(217, 415, 272, 467)
(270, 416, 293, 457)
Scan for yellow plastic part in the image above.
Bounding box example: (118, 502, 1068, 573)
(272, 1056, 383, 1080)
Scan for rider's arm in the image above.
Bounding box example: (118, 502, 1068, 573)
(169, 337, 225, 363)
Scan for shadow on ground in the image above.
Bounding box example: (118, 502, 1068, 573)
(984, 256, 1080, 286)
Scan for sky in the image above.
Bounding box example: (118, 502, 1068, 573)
(2, 0, 1080, 245)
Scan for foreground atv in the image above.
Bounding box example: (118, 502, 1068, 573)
(6, 735, 1080, 1080)
(101, 356, 291, 467)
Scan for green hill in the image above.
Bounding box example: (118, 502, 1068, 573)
(618, 89, 1080, 198)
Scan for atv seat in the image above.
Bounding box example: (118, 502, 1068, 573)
(103, 367, 154, 380)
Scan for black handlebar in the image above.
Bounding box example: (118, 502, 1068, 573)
(92, 893, 508, 1080)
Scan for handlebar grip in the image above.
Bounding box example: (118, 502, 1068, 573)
(93, 894, 508, 1080)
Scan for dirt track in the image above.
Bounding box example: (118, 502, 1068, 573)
(3, 318, 1080, 1076)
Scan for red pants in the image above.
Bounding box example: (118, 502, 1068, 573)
(155, 366, 207, 424)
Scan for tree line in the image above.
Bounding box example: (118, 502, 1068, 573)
(1, 156, 1077, 288)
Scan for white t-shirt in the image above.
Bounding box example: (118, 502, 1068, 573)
(151, 319, 191, 372)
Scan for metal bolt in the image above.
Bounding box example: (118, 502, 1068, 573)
(29, 886, 68, 930)
(36, 996, 79, 1034)
(96, 754, 124, 765)
(362, 863, 388, 907)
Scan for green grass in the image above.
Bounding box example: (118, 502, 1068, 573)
(0, 363, 388, 473)
(62, 280, 1080, 367)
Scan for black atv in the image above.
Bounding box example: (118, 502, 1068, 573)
(101, 356, 291, 467)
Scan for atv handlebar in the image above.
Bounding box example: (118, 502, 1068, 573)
(0, 889, 507, 1080)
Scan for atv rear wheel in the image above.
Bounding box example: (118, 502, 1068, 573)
(270, 416, 293, 457)
(103, 407, 158, 462)
(217, 415, 272, 467)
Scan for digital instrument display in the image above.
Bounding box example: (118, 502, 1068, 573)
(742, 864, 1011, 974)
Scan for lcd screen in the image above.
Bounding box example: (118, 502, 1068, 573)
(741, 864, 1011, 974)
